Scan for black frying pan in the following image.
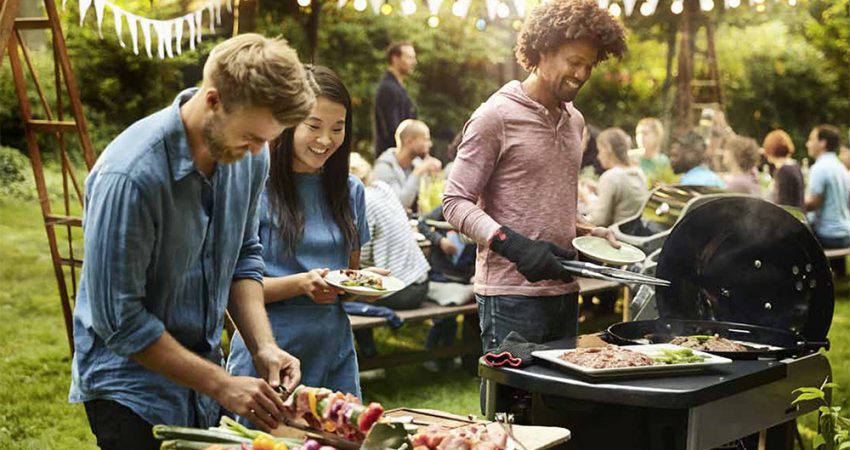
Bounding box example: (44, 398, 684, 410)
(605, 319, 829, 360)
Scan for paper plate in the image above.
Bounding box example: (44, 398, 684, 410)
(572, 236, 646, 265)
(324, 269, 405, 296)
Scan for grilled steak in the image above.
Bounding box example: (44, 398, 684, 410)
(559, 345, 655, 369)
(669, 336, 748, 352)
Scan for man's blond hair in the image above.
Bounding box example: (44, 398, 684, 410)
(394, 119, 428, 149)
(203, 33, 316, 125)
(636, 117, 664, 137)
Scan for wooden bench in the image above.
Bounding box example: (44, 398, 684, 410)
(349, 278, 622, 371)
(825, 247, 850, 282)
(824, 247, 850, 261)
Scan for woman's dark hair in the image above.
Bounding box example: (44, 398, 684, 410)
(267, 65, 357, 256)
(515, 0, 627, 72)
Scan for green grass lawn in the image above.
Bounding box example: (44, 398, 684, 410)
(0, 195, 847, 449)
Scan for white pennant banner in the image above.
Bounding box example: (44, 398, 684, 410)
(427, 0, 443, 15)
(623, 0, 637, 16)
(369, 0, 382, 14)
(68, 0, 230, 59)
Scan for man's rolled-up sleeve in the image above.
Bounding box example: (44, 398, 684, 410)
(233, 162, 267, 283)
(85, 173, 164, 357)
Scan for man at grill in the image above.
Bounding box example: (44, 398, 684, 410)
(69, 34, 314, 448)
(443, 0, 626, 358)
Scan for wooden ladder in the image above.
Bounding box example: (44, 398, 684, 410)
(674, 0, 725, 131)
(1, 0, 95, 356)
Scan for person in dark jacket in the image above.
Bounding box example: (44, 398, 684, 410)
(763, 129, 804, 209)
(373, 41, 417, 158)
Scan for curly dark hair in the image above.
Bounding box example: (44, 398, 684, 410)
(515, 0, 627, 72)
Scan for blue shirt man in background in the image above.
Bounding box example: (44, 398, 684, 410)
(805, 124, 850, 249)
(69, 34, 317, 449)
(670, 131, 726, 189)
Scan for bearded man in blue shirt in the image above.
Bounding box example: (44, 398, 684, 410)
(69, 34, 317, 449)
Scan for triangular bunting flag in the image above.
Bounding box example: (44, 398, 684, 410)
(111, 4, 125, 47)
(337, 0, 348, 7)
(623, 0, 636, 16)
(175, 17, 184, 55)
(369, 0, 382, 14)
(207, 1, 215, 33)
(186, 13, 196, 50)
(127, 13, 139, 55)
(93, 0, 106, 37)
(79, 0, 92, 26)
(140, 18, 153, 58)
(428, 0, 443, 15)
(195, 10, 204, 43)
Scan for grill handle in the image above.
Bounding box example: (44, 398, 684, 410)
(798, 339, 830, 352)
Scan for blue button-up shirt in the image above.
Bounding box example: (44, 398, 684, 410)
(69, 89, 268, 428)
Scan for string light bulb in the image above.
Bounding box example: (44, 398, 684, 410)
(353, 0, 367, 11)
(428, 15, 440, 27)
(700, 0, 714, 11)
(609, 3, 622, 16)
(671, 0, 683, 14)
(639, 2, 653, 15)
(452, 0, 471, 17)
(380, 3, 393, 14)
(787, 0, 796, 5)
(497, 2, 511, 18)
(475, 18, 487, 31)
(297, 0, 311, 6)
(512, 19, 522, 30)
(727, 0, 741, 7)
(401, 0, 417, 15)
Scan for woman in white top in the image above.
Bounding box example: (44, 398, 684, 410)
(588, 128, 649, 227)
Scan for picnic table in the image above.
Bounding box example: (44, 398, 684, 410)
(349, 277, 623, 371)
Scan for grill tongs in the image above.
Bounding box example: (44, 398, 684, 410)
(559, 259, 671, 287)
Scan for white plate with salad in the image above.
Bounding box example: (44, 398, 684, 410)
(324, 269, 405, 296)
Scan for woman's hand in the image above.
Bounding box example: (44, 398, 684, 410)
(590, 227, 621, 249)
(300, 268, 343, 304)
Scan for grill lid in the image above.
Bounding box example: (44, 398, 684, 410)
(655, 196, 834, 342)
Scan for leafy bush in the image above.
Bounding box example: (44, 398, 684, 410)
(0, 146, 35, 201)
(792, 380, 850, 450)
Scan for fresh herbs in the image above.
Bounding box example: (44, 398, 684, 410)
(792, 379, 849, 450)
(652, 348, 710, 365)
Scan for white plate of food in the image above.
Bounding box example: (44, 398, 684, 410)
(571, 236, 646, 265)
(532, 344, 732, 378)
(324, 269, 405, 296)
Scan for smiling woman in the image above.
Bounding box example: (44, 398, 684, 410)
(225, 65, 375, 429)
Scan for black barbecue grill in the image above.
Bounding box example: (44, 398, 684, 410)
(480, 196, 835, 450)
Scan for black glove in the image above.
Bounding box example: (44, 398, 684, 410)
(489, 226, 576, 283)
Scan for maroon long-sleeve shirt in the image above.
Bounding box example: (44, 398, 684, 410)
(443, 81, 584, 297)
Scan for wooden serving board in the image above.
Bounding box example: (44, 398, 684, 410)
(384, 408, 570, 450)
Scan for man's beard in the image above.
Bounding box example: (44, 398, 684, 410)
(203, 115, 245, 164)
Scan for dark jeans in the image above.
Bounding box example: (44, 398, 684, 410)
(816, 233, 850, 249)
(84, 399, 160, 450)
(476, 293, 579, 353)
(476, 293, 579, 414)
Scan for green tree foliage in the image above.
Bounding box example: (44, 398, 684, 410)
(257, 2, 511, 157)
